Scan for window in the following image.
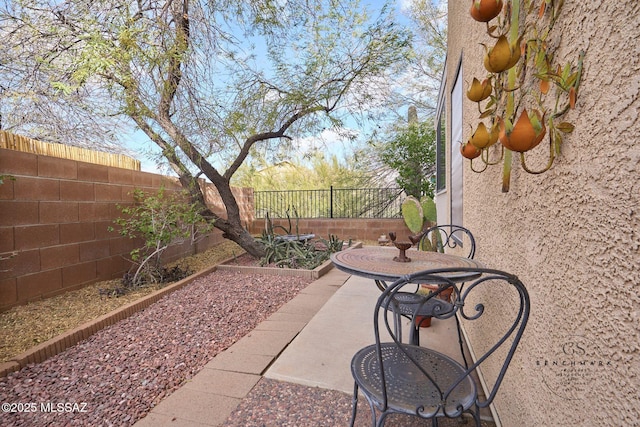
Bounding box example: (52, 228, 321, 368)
(435, 99, 446, 193)
(450, 64, 463, 229)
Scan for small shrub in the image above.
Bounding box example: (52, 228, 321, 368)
(109, 187, 212, 288)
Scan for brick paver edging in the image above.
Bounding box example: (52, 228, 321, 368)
(216, 258, 334, 280)
(0, 263, 221, 378)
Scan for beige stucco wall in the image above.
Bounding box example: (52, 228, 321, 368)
(443, 2, 639, 426)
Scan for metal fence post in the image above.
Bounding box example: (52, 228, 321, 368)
(330, 185, 334, 219)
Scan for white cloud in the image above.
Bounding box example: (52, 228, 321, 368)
(292, 127, 361, 158)
(399, 0, 415, 12)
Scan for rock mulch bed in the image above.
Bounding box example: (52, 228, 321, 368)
(0, 241, 244, 363)
(0, 270, 311, 427)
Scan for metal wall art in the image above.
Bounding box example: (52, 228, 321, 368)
(463, 0, 585, 192)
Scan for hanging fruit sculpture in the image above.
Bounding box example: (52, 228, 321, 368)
(465, 0, 586, 192)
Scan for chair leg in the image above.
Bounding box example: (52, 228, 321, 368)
(468, 407, 481, 426)
(409, 319, 420, 346)
(376, 411, 389, 427)
(350, 382, 359, 427)
(454, 314, 469, 369)
(391, 304, 403, 343)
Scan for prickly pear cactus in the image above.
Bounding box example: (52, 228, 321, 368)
(401, 196, 424, 234)
(420, 196, 437, 223)
(418, 236, 434, 251)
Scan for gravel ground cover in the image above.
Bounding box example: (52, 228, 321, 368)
(1, 240, 495, 427)
(0, 241, 244, 362)
(222, 377, 495, 426)
(0, 270, 311, 427)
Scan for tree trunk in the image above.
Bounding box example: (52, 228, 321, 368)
(206, 211, 265, 258)
(192, 175, 266, 259)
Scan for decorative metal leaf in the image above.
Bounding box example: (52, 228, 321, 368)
(538, 1, 546, 17)
(562, 63, 571, 81)
(553, 130, 563, 155)
(569, 87, 577, 109)
(566, 71, 579, 88)
(539, 79, 550, 94)
(545, 73, 564, 84)
(556, 122, 575, 133)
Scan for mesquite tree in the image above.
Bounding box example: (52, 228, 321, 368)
(0, 0, 410, 257)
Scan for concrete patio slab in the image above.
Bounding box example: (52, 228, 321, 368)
(264, 274, 381, 393)
(253, 318, 308, 333)
(264, 274, 467, 394)
(273, 292, 333, 318)
(182, 369, 260, 398)
(204, 352, 274, 375)
(133, 411, 211, 427)
(226, 329, 299, 357)
(145, 386, 241, 426)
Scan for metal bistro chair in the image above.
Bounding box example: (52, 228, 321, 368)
(416, 224, 476, 259)
(379, 225, 476, 353)
(350, 267, 530, 427)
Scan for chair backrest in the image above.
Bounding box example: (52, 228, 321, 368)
(417, 225, 476, 259)
(374, 267, 530, 417)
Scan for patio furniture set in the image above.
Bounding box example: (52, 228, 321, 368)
(330, 225, 531, 427)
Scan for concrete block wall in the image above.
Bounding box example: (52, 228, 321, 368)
(249, 218, 414, 243)
(0, 146, 408, 311)
(0, 148, 238, 311)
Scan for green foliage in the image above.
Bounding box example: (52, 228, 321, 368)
(416, 195, 438, 250)
(379, 120, 436, 198)
(264, 209, 300, 237)
(233, 153, 371, 191)
(401, 195, 437, 236)
(257, 230, 346, 270)
(418, 227, 444, 253)
(109, 187, 213, 287)
(0, 175, 15, 185)
(401, 196, 424, 234)
(421, 196, 437, 223)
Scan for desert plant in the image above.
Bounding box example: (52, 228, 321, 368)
(257, 232, 345, 270)
(420, 196, 437, 223)
(401, 196, 424, 234)
(264, 207, 301, 237)
(110, 187, 213, 288)
(402, 196, 438, 241)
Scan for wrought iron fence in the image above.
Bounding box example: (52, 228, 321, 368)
(254, 187, 405, 219)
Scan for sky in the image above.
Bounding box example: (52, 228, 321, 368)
(125, 0, 419, 174)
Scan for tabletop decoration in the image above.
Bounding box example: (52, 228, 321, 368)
(388, 232, 412, 262)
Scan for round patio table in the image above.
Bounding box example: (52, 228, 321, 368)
(330, 246, 484, 284)
(332, 246, 485, 350)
